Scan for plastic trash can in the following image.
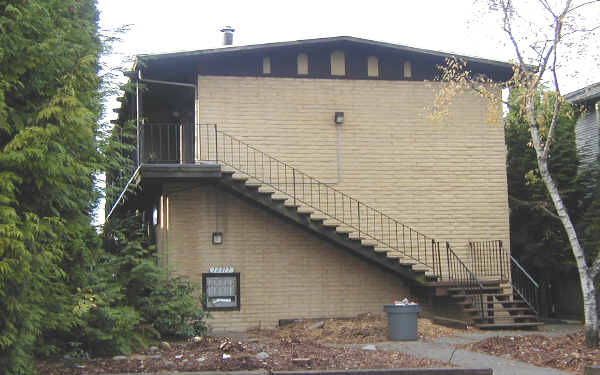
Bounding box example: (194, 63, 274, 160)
(383, 304, 420, 341)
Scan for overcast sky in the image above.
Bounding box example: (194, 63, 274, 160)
(95, 0, 600, 223)
(97, 0, 599, 99)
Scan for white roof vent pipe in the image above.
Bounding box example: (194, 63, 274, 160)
(220, 26, 235, 46)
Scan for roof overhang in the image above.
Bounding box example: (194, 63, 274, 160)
(133, 36, 521, 82)
(565, 82, 600, 104)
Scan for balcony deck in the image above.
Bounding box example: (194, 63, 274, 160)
(140, 162, 221, 180)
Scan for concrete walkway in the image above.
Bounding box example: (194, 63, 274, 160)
(341, 324, 583, 375)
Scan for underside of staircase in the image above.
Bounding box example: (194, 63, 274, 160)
(118, 123, 542, 330)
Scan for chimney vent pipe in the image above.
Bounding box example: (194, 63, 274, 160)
(220, 26, 235, 46)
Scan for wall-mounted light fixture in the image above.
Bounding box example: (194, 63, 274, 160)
(152, 206, 158, 226)
(212, 232, 223, 245)
(334, 112, 344, 125)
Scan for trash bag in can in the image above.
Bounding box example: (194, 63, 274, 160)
(383, 303, 420, 341)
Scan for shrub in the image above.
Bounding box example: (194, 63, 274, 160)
(140, 276, 209, 339)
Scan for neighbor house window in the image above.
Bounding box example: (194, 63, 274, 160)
(297, 53, 308, 75)
(202, 272, 240, 311)
(263, 57, 271, 74)
(330, 50, 346, 76)
(403, 61, 412, 78)
(367, 56, 379, 77)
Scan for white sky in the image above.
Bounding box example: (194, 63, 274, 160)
(95, 0, 600, 224)
(97, 0, 599, 98)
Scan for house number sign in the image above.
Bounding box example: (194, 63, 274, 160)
(209, 266, 234, 273)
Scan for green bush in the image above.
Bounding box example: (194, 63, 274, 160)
(140, 276, 209, 338)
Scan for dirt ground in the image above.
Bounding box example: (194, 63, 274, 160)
(37, 313, 462, 374)
(37, 336, 453, 375)
(461, 330, 600, 374)
(248, 312, 468, 343)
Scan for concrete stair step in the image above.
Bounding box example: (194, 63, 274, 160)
(398, 258, 420, 265)
(296, 206, 315, 214)
(271, 194, 290, 202)
(258, 186, 276, 194)
(361, 239, 378, 247)
(412, 265, 431, 272)
(231, 173, 250, 181)
(321, 220, 340, 228)
(452, 293, 513, 299)
(464, 306, 531, 313)
(335, 227, 353, 234)
(283, 200, 302, 208)
(245, 180, 262, 188)
(310, 213, 328, 221)
(458, 300, 527, 306)
(476, 322, 542, 329)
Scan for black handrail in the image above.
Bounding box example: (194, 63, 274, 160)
(469, 240, 540, 315)
(139, 122, 491, 321)
(194, 123, 437, 270)
(469, 240, 510, 281)
(441, 242, 486, 318)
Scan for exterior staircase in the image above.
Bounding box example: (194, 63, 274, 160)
(140, 123, 542, 329)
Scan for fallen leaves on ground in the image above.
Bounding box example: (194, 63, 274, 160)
(250, 312, 470, 344)
(461, 331, 600, 374)
(37, 335, 452, 375)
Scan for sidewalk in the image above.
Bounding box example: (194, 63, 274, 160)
(337, 324, 582, 375)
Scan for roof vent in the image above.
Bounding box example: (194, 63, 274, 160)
(220, 26, 235, 46)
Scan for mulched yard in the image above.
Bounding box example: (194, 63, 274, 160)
(38, 336, 452, 374)
(461, 331, 600, 374)
(37, 313, 462, 374)
(249, 312, 468, 343)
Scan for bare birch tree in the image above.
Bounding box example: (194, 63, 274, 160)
(433, 0, 600, 346)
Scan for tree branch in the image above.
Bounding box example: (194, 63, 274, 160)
(567, 0, 600, 13)
(542, 25, 563, 159)
(500, 0, 526, 66)
(538, 0, 557, 17)
(509, 195, 561, 220)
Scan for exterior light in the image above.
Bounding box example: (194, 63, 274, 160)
(334, 112, 344, 125)
(212, 232, 223, 245)
(152, 206, 158, 226)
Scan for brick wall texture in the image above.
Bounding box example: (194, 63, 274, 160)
(195, 76, 510, 254)
(162, 183, 410, 332)
(158, 75, 511, 330)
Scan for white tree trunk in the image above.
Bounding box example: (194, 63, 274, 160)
(530, 126, 599, 346)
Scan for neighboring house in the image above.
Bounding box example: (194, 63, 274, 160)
(565, 82, 600, 174)
(107, 35, 541, 331)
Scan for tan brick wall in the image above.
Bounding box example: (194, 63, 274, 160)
(164, 184, 410, 332)
(196, 76, 510, 260)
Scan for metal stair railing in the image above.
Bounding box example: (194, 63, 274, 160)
(432, 242, 486, 318)
(193, 123, 440, 271)
(469, 240, 540, 315)
(139, 123, 489, 296)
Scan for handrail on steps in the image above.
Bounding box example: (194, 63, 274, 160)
(469, 240, 540, 315)
(138, 123, 489, 298)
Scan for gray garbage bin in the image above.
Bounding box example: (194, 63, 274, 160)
(383, 304, 420, 341)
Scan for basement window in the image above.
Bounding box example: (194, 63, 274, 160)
(202, 272, 240, 311)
